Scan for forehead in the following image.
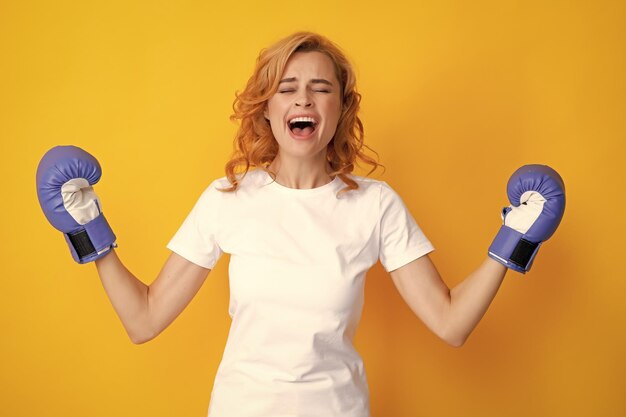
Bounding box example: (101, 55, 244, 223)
(282, 51, 338, 82)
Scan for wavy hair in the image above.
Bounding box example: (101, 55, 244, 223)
(219, 31, 384, 197)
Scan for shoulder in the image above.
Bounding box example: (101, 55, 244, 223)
(204, 168, 269, 196)
(348, 175, 410, 213)
(344, 173, 397, 198)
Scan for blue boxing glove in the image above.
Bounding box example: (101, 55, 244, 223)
(488, 164, 565, 274)
(36, 146, 117, 264)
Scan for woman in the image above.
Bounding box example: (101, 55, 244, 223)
(36, 31, 565, 417)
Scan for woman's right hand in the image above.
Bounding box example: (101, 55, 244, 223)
(36, 145, 117, 264)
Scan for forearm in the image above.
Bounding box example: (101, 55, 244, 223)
(94, 249, 151, 344)
(442, 257, 507, 346)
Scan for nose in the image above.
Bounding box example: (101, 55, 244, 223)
(295, 91, 312, 107)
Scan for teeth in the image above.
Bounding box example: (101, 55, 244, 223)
(289, 116, 317, 124)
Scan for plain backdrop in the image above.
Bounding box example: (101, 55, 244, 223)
(1, 1, 624, 416)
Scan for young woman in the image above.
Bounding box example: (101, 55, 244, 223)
(36, 31, 565, 417)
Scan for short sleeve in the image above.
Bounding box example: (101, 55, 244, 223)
(379, 182, 434, 273)
(166, 181, 224, 269)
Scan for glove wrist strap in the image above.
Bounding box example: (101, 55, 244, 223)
(488, 225, 541, 274)
(64, 213, 117, 264)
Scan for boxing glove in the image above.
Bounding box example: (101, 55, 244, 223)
(488, 164, 565, 274)
(36, 146, 117, 264)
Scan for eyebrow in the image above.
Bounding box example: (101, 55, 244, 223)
(278, 77, 334, 86)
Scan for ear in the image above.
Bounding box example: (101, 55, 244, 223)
(263, 105, 269, 120)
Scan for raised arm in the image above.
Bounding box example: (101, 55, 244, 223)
(389, 165, 565, 347)
(95, 250, 210, 344)
(389, 255, 506, 347)
(36, 145, 211, 345)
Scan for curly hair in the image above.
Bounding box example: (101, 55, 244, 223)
(219, 31, 384, 197)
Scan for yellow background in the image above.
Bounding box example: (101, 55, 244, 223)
(1, 1, 624, 416)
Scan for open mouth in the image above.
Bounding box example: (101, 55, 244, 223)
(288, 117, 318, 137)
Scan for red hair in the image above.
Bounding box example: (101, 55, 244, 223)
(219, 31, 384, 197)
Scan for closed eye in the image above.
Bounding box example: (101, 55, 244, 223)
(278, 89, 331, 94)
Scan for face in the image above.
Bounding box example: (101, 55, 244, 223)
(264, 51, 342, 162)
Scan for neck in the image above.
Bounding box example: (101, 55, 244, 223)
(267, 153, 334, 189)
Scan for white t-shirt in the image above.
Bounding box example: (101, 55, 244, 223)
(167, 168, 434, 417)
